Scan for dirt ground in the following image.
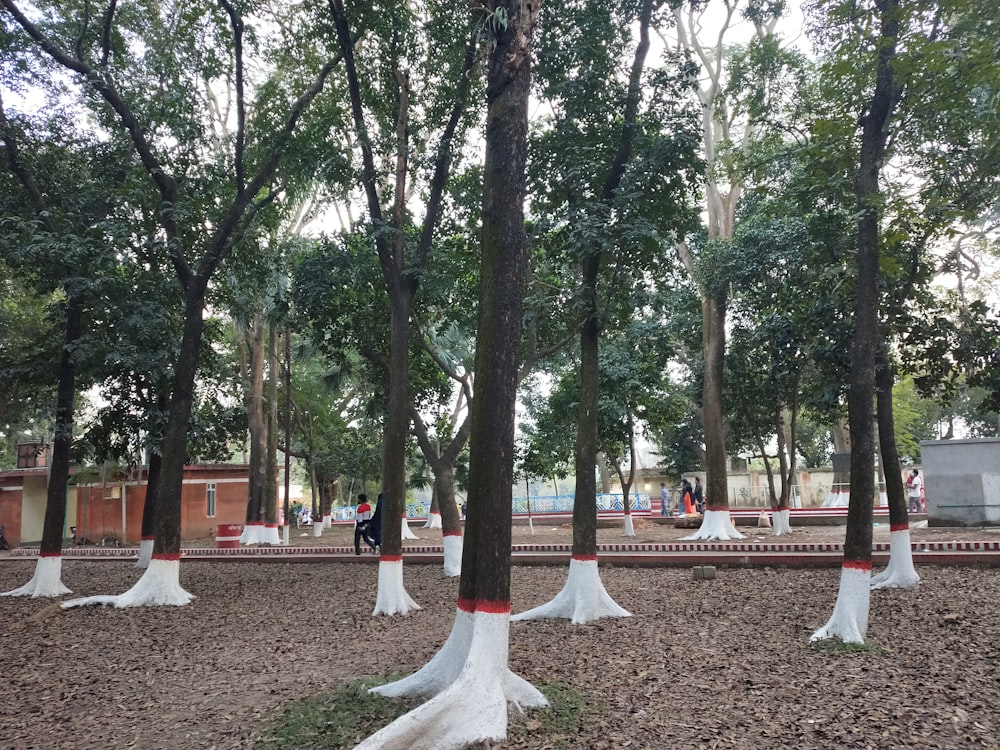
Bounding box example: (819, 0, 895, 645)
(2, 521, 999, 750)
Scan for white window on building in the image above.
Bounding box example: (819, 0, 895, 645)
(206, 482, 217, 518)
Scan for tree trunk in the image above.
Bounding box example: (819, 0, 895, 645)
(871, 340, 919, 588)
(242, 318, 266, 525)
(843, 1, 901, 568)
(813, 0, 901, 643)
(264, 322, 279, 524)
(702, 294, 729, 510)
(39, 292, 83, 556)
(355, 7, 544, 746)
(154, 285, 208, 555)
(138, 390, 169, 550)
(572, 258, 601, 559)
(458, 45, 531, 607)
(597, 452, 613, 494)
(875, 359, 903, 502)
(379, 288, 412, 557)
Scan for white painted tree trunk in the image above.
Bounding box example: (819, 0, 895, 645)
(240, 522, 265, 545)
(1, 555, 71, 598)
(622, 513, 635, 537)
(771, 509, 792, 536)
(135, 537, 154, 569)
(373, 557, 420, 616)
(681, 509, 745, 541)
(871, 527, 920, 589)
(312, 521, 324, 538)
(323, 513, 333, 529)
(422, 511, 442, 529)
(510, 557, 630, 625)
(61, 556, 193, 608)
(261, 524, 280, 545)
(401, 517, 418, 540)
(823, 489, 850, 507)
(282, 525, 290, 545)
(810, 563, 871, 643)
(442, 533, 463, 577)
(357, 608, 547, 750)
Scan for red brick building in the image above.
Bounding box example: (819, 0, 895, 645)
(0, 451, 249, 547)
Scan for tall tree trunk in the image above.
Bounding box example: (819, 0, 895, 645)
(39, 293, 83, 555)
(702, 294, 728, 509)
(871, 339, 919, 587)
(264, 322, 279, 524)
(459, 31, 532, 606)
(813, 0, 901, 643)
(356, 7, 544, 746)
(597, 452, 613, 494)
(241, 318, 266, 525)
(379, 289, 412, 556)
(572, 259, 601, 558)
(155, 285, 208, 555)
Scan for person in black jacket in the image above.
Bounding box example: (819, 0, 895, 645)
(354, 494, 376, 555)
(369, 493, 383, 550)
(693, 477, 705, 513)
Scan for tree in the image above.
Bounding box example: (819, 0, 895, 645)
(326, 0, 480, 614)
(354, 3, 546, 747)
(515, 0, 701, 624)
(0, 91, 121, 596)
(809, 0, 902, 642)
(665, 0, 815, 540)
(3, 0, 346, 606)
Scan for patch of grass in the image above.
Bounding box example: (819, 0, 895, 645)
(254, 673, 419, 750)
(254, 676, 595, 750)
(811, 638, 883, 655)
(502, 681, 597, 749)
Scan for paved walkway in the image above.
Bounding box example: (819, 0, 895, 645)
(6, 518, 1000, 567)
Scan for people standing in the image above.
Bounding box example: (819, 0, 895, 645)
(693, 477, 705, 514)
(680, 480, 695, 516)
(354, 493, 376, 555)
(660, 483, 670, 516)
(906, 470, 924, 513)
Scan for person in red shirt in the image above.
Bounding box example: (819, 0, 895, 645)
(354, 493, 376, 555)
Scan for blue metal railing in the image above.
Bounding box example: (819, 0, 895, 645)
(331, 493, 651, 521)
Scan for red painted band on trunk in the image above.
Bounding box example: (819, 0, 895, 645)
(141, 535, 154, 541)
(843, 560, 872, 572)
(380, 554, 403, 563)
(39, 551, 62, 558)
(571, 554, 598, 562)
(152, 552, 181, 561)
(889, 523, 910, 532)
(457, 597, 510, 614)
(443, 530, 463, 537)
(265, 523, 277, 528)
(247, 521, 264, 526)
(705, 505, 729, 512)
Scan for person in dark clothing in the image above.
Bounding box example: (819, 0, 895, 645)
(354, 494, 376, 555)
(693, 477, 705, 514)
(369, 493, 383, 549)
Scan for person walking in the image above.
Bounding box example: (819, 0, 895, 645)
(906, 470, 924, 513)
(660, 483, 670, 516)
(693, 477, 705, 514)
(354, 493, 376, 555)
